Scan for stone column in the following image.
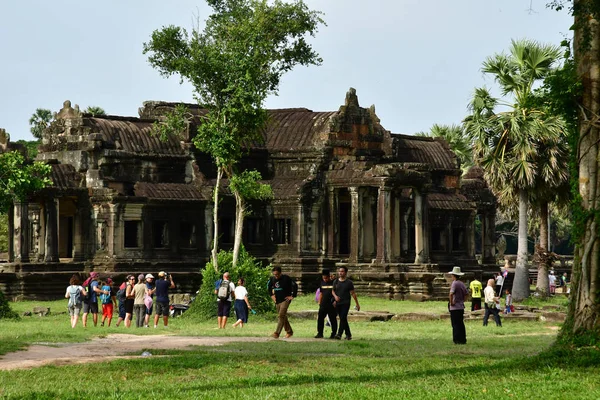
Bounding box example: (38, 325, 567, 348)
(327, 188, 337, 256)
(401, 205, 412, 256)
(482, 210, 496, 264)
(72, 206, 85, 261)
(297, 205, 304, 253)
(467, 211, 476, 258)
(13, 202, 30, 262)
(414, 190, 429, 264)
(391, 196, 401, 259)
(44, 198, 58, 262)
(107, 204, 118, 257)
(349, 187, 360, 262)
(376, 186, 391, 263)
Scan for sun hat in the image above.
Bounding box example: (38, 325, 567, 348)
(448, 266, 464, 276)
(138, 274, 145, 281)
(106, 278, 113, 284)
(90, 271, 99, 278)
(145, 274, 155, 279)
(158, 271, 166, 277)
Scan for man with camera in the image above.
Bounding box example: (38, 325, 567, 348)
(154, 271, 175, 328)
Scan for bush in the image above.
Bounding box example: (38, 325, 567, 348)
(0, 290, 20, 320)
(184, 248, 275, 320)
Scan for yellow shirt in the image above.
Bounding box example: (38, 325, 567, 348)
(469, 280, 482, 299)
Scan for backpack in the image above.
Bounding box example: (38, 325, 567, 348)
(116, 287, 126, 302)
(100, 287, 111, 304)
(217, 280, 231, 301)
(68, 285, 82, 307)
(82, 279, 94, 302)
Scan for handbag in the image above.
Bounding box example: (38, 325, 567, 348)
(144, 294, 153, 310)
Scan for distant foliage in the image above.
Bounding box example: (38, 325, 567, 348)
(28, 108, 53, 139)
(84, 106, 106, 116)
(184, 249, 275, 320)
(0, 214, 7, 253)
(0, 151, 52, 213)
(0, 291, 19, 320)
(15, 139, 41, 159)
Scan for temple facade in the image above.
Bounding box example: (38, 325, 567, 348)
(1, 89, 496, 300)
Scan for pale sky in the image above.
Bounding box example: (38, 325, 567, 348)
(0, 1, 572, 142)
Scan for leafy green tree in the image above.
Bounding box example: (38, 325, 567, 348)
(0, 214, 7, 253)
(464, 39, 566, 301)
(0, 290, 19, 320)
(28, 108, 53, 139)
(416, 124, 473, 172)
(549, 0, 600, 342)
(229, 170, 272, 266)
(84, 106, 106, 116)
(144, 0, 324, 269)
(0, 151, 52, 214)
(15, 140, 41, 159)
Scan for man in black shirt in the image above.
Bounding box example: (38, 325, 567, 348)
(332, 266, 360, 340)
(267, 266, 297, 339)
(315, 269, 338, 339)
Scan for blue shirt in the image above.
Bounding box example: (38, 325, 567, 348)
(155, 279, 170, 303)
(90, 280, 99, 303)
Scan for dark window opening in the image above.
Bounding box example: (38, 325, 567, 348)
(219, 218, 234, 244)
(244, 218, 263, 244)
(272, 218, 291, 245)
(338, 202, 351, 255)
(180, 222, 197, 248)
(431, 227, 447, 251)
(452, 228, 466, 251)
(152, 221, 169, 248)
(124, 220, 141, 248)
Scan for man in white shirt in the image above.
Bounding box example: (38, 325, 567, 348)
(483, 278, 502, 327)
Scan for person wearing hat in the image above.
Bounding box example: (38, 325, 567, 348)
(133, 274, 147, 328)
(154, 271, 175, 328)
(315, 269, 338, 339)
(448, 266, 467, 345)
(82, 271, 108, 328)
(100, 278, 117, 327)
(143, 274, 156, 328)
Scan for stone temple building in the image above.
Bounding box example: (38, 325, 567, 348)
(0, 89, 496, 299)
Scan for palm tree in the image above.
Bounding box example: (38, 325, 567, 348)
(464, 39, 565, 301)
(84, 106, 106, 116)
(416, 124, 473, 172)
(28, 108, 53, 139)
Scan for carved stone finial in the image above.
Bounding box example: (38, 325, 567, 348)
(368, 104, 380, 124)
(56, 100, 79, 119)
(345, 87, 359, 108)
(0, 128, 8, 152)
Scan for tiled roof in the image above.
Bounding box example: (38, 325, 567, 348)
(50, 164, 82, 189)
(133, 182, 206, 201)
(427, 192, 474, 210)
(262, 109, 336, 151)
(391, 134, 458, 171)
(269, 179, 308, 200)
(86, 117, 187, 156)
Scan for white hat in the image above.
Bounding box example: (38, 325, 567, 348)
(448, 266, 464, 276)
(145, 274, 155, 279)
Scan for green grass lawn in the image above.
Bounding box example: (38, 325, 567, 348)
(1, 295, 598, 399)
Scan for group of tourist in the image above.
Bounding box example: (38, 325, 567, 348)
(65, 271, 176, 329)
(548, 271, 569, 295)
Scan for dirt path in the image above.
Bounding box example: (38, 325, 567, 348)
(0, 334, 308, 371)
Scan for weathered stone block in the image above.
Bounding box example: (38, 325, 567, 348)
(539, 312, 566, 322)
(391, 312, 439, 321)
(33, 306, 50, 316)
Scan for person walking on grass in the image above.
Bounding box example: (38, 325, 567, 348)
(214, 272, 236, 329)
(469, 277, 482, 311)
(154, 271, 175, 328)
(448, 267, 467, 345)
(65, 274, 87, 328)
(315, 269, 338, 339)
(332, 266, 360, 341)
(133, 274, 147, 328)
(100, 278, 117, 327)
(483, 278, 502, 327)
(232, 278, 252, 328)
(82, 271, 107, 328)
(268, 266, 297, 339)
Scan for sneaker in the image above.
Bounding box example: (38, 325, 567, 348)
(345, 336, 352, 341)
(329, 334, 337, 339)
(284, 333, 293, 339)
(333, 335, 342, 340)
(154, 325, 157, 328)
(270, 333, 280, 339)
(144, 325, 149, 328)
(314, 334, 324, 339)
(100, 322, 104, 327)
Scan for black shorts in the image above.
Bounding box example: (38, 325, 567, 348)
(125, 298, 134, 315)
(83, 301, 99, 314)
(155, 301, 169, 317)
(217, 300, 231, 317)
(118, 302, 126, 319)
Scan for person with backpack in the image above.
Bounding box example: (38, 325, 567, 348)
(214, 272, 236, 329)
(65, 274, 87, 328)
(115, 279, 128, 327)
(267, 266, 297, 339)
(100, 278, 117, 327)
(82, 271, 108, 328)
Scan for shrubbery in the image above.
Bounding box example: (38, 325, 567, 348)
(184, 248, 275, 320)
(0, 290, 19, 320)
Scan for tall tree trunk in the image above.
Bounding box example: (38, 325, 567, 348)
(513, 189, 530, 301)
(211, 166, 223, 271)
(536, 201, 550, 298)
(561, 4, 600, 341)
(232, 190, 245, 268)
